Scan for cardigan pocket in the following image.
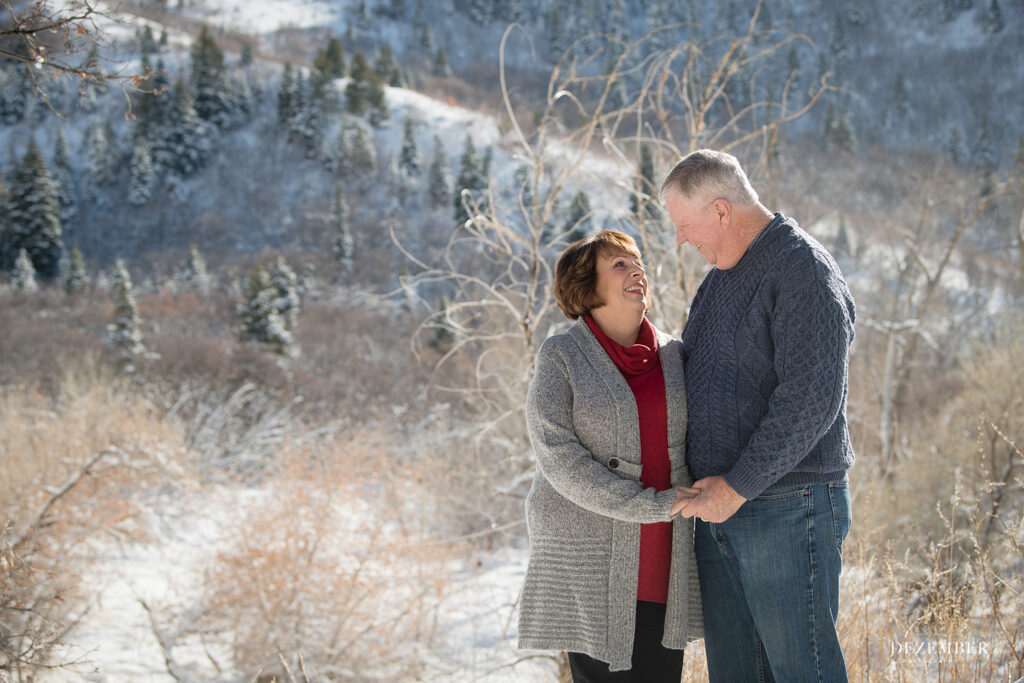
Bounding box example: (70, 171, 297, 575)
(599, 455, 642, 481)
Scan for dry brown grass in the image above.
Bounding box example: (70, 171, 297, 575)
(0, 358, 186, 524)
(183, 435, 459, 681)
(0, 359, 194, 677)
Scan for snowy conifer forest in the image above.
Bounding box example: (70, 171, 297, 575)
(1, 0, 1022, 680)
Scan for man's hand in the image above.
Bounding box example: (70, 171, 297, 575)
(670, 476, 746, 522)
(672, 486, 701, 512)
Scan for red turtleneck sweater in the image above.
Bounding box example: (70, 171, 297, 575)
(585, 314, 672, 604)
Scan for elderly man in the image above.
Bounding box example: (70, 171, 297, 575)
(663, 149, 856, 682)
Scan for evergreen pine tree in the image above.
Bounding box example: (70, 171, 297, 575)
(179, 241, 211, 294)
(84, 122, 116, 203)
(11, 248, 38, 292)
(268, 255, 300, 331)
(453, 134, 483, 221)
(227, 69, 253, 124)
(548, 5, 564, 57)
(0, 62, 28, 125)
(830, 13, 849, 76)
(973, 112, 996, 171)
(985, 0, 1004, 33)
(387, 0, 407, 20)
(52, 128, 77, 226)
(946, 124, 967, 165)
(432, 46, 451, 78)
(240, 41, 254, 67)
(427, 135, 451, 208)
(374, 45, 403, 87)
(346, 53, 388, 126)
(480, 146, 492, 180)
(356, 0, 372, 30)
(419, 22, 434, 56)
(190, 26, 233, 129)
(413, 0, 427, 29)
(563, 190, 592, 243)
(278, 62, 299, 126)
(342, 119, 377, 175)
(834, 218, 852, 257)
(608, 0, 628, 44)
(333, 185, 354, 261)
(136, 58, 172, 144)
(884, 72, 913, 133)
(157, 77, 210, 176)
(467, 0, 490, 24)
(128, 137, 157, 206)
(239, 264, 293, 355)
(311, 37, 345, 113)
(289, 71, 324, 156)
(63, 244, 87, 294)
(7, 140, 62, 278)
(399, 118, 419, 175)
(787, 45, 801, 80)
(317, 36, 346, 79)
(346, 52, 372, 116)
(757, 0, 774, 32)
(366, 72, 389, 127)
(107, 259, 145, 367)
(513, 164, 533, 213)
(137, 24, 158, 55)
(824, 102, 857, 153)
(630, 144, 655, 221)
(645, 0, 673, 51)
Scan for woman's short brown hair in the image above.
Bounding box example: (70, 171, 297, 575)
(554, 229, 647, 320)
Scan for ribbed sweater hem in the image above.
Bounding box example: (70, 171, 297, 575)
(729, 467, 849, 499)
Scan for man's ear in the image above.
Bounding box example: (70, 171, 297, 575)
(711, 197, 730, 226)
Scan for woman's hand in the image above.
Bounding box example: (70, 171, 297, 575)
(670, 486, 701, 516)
(671, 476, 746, 522)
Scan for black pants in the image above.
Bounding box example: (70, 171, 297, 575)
(568, 601, 685, 683)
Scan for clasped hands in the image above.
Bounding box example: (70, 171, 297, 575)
(669, 475, 746, 523)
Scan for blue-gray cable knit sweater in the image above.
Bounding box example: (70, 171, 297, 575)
(680, 214, 856, 500)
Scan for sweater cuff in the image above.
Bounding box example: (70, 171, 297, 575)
(653, 488, 677, 522)
(723, 461, 768, 501)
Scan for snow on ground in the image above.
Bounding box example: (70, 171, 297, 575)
(41, 481, 547, 683)
(183, 0, 341, 34)
(47, 485, 267, 682)
(384, 85, 504, 153)
(423, 546, 554, 682)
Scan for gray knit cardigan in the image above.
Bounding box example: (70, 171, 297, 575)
(517, 317, 703, 671)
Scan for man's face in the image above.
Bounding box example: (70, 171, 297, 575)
(664, 190, 721, 266)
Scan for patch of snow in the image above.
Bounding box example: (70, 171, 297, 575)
(182, 0, 341, 34)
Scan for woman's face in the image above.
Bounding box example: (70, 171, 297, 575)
(592, 249, 647, 318)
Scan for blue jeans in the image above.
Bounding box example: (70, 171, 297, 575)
(695, 482, 852, 683)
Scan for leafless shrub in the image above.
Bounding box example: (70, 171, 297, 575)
(0, 367, 190, 678)
(140, 438, 458, 682)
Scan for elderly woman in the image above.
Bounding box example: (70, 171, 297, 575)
(517, 230, 702, 682)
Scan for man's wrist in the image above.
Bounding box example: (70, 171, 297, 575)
(723, 467, 760, 501)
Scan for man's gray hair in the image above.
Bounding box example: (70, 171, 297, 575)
(660, 149, 759, 206)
